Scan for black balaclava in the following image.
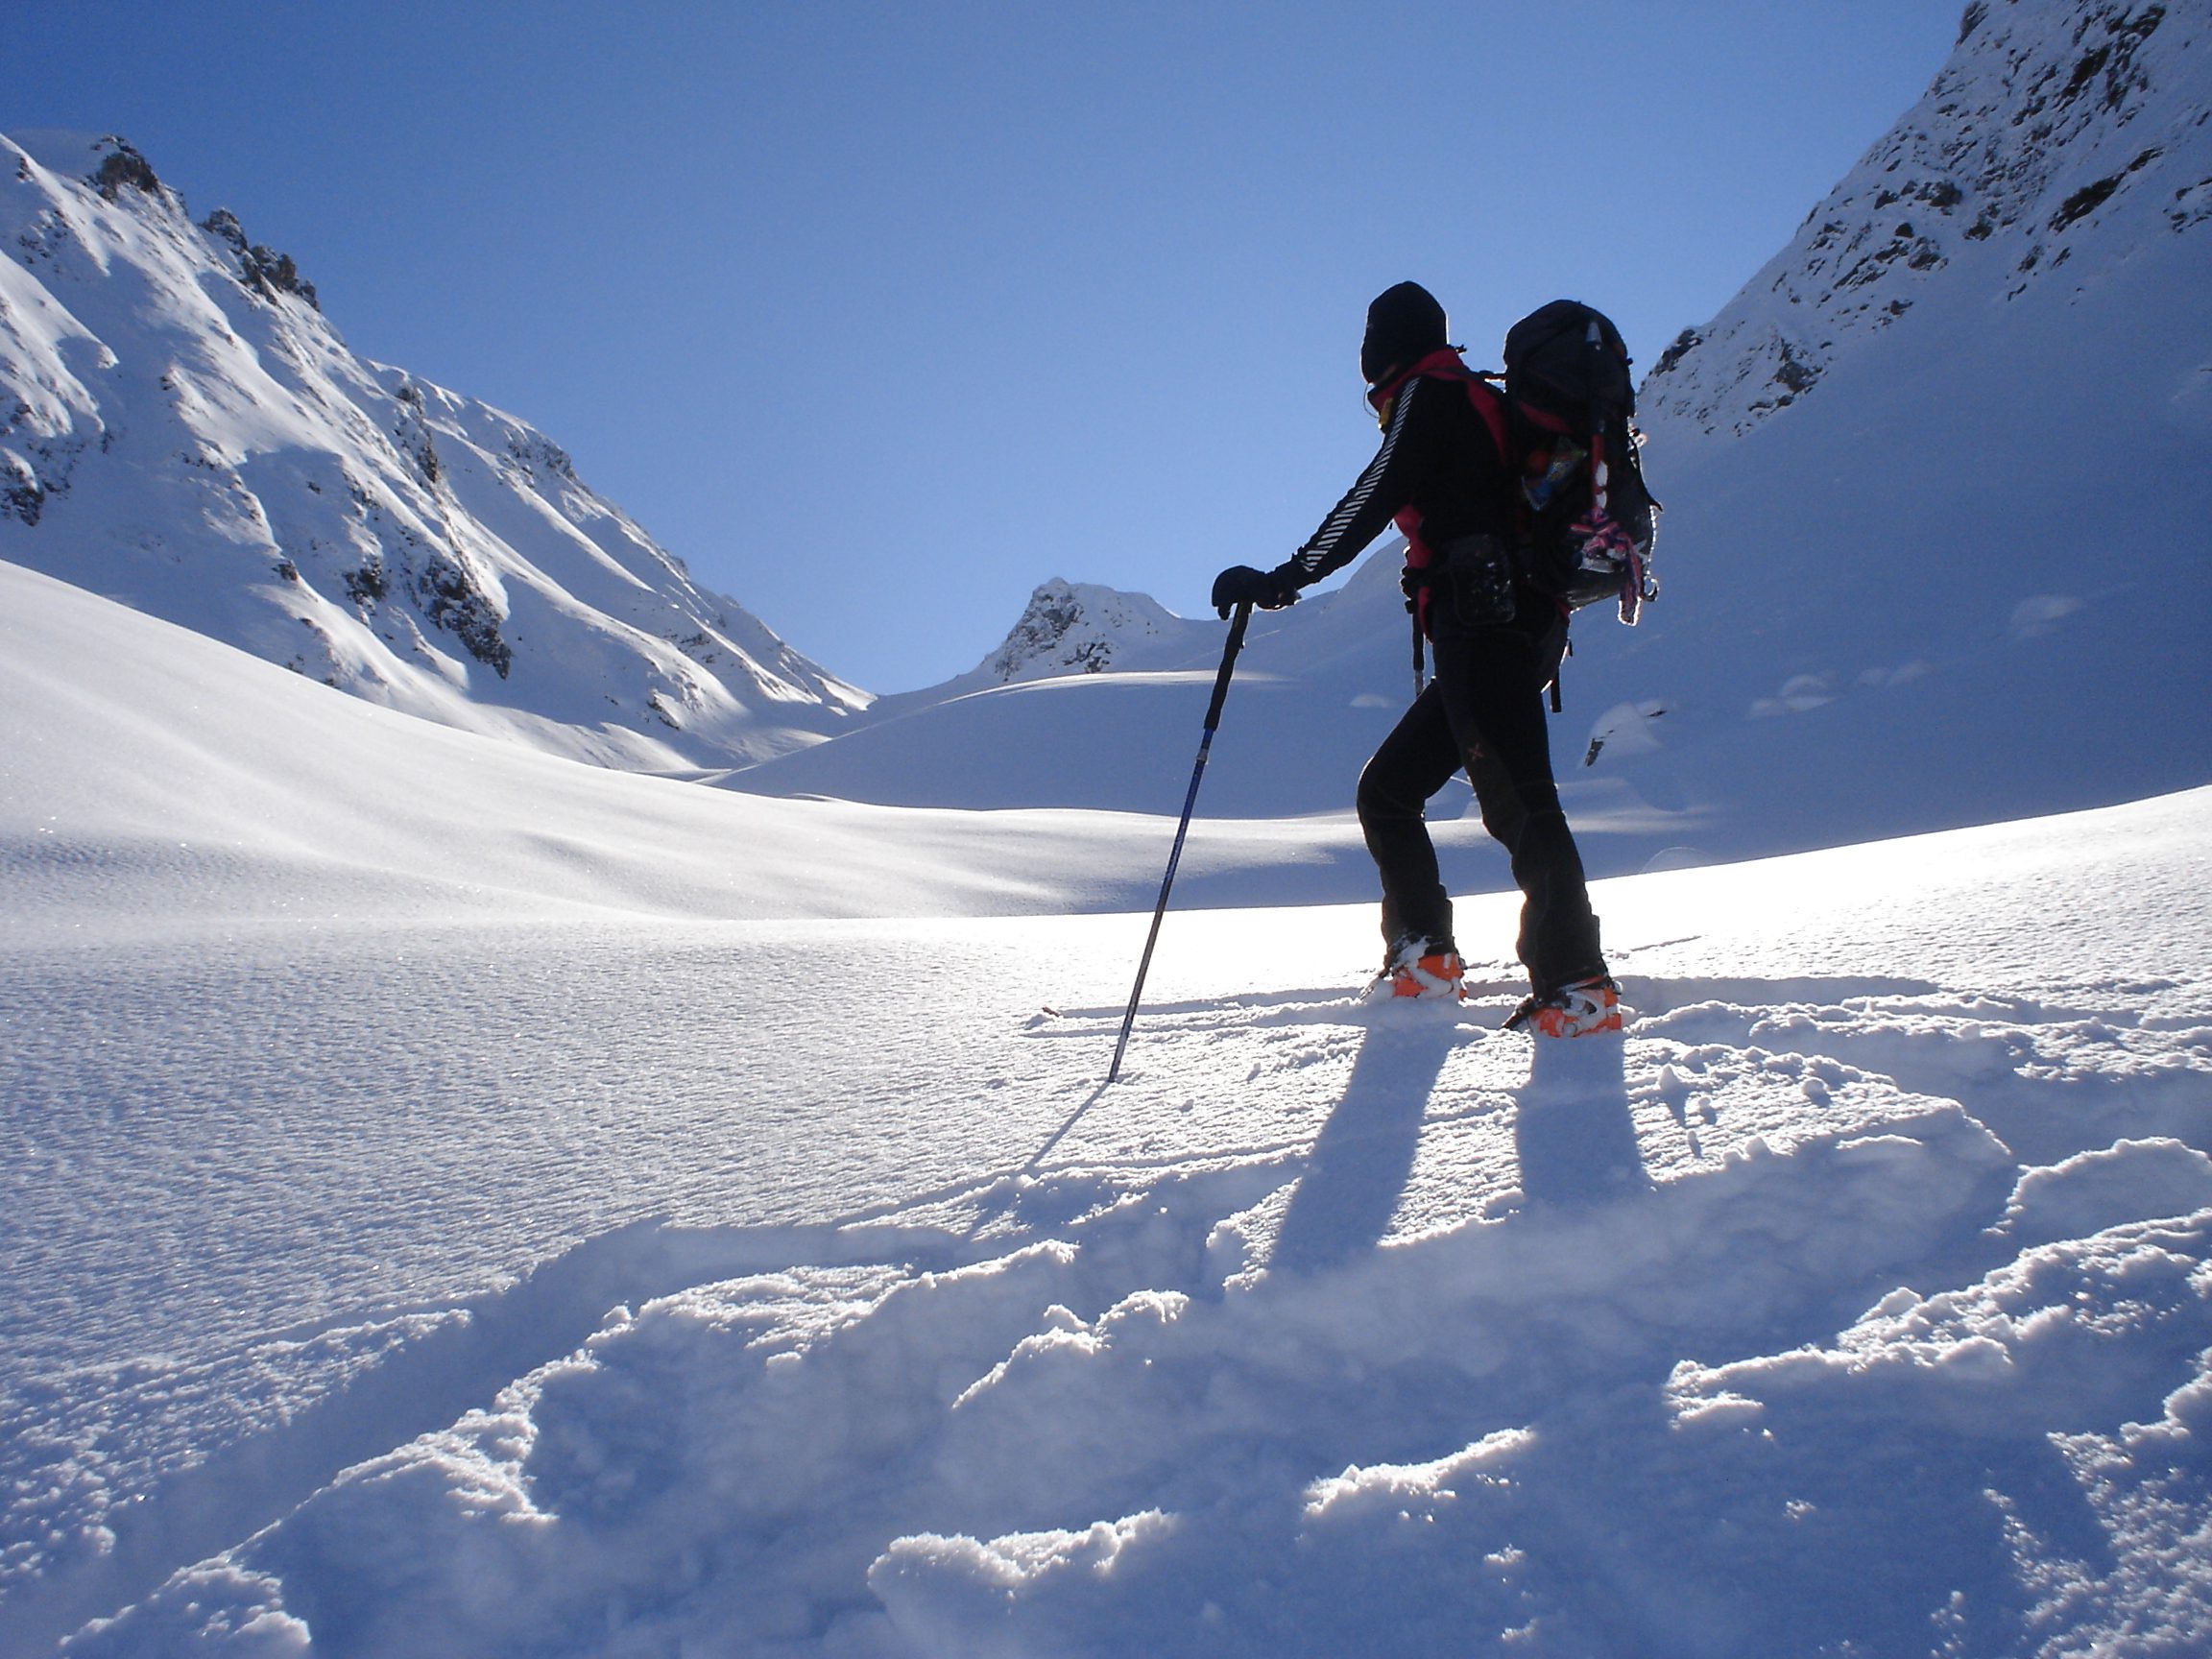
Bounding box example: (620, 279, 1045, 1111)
(1360, 281, 1448, 387)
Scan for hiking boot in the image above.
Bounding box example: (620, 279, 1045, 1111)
(1367, 938, 1467, 1003)
(1504, 974, 1622, 1038)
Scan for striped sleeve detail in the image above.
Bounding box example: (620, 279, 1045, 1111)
(1290, 376, 1420, 581)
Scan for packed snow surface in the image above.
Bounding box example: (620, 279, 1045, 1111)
(5, 557, 2211, 1656)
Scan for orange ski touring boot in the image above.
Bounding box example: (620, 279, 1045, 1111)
(1367, 938, 1468, 1004)
(1505, 974, 1623, 1038)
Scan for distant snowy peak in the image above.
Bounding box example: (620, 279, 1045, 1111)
(978, 577, 1196, 683)
(1642, 0, 2209, 446)
(0, 130, 866, 771)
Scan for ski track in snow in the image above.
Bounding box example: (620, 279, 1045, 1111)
(5, 791, 2211, 1656)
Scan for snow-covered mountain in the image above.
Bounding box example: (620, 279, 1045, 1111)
(831, 575, 1229, 734)
(978, 577, 1209, 685)
(725, 0, 2212, 878)
(1594, 0, 2212, 860)
(0, 131, 866, 770)
(1640, 0, 2208, 446)
(713, 549, 1428, 818)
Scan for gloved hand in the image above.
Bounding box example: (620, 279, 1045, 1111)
(1211, 564, 1300, 619)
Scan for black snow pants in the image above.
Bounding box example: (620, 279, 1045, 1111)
(1355, 600, 1605, 996)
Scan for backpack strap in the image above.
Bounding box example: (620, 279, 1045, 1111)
(1462, 375, 1510, 465)
(1383, 353, 1513, 466)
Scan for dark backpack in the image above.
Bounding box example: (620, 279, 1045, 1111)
(1497, 301, 1660, 623)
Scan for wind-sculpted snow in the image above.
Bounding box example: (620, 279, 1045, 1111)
(0, 558, 1411, 929)
(7, 715, 2211, 1651)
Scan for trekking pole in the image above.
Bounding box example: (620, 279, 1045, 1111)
(1107, 600, 1253, 1084)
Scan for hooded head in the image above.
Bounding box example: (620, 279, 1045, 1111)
(1360, 281, 1447, 387)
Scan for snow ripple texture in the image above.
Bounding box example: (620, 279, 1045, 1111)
(5, 754, 2211, 1653)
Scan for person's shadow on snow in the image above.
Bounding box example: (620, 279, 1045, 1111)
(1514, 1025, 1648, 1206)
(1268, 1014, 1458, 1274)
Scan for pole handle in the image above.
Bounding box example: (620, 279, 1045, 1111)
(1203, 601, 1252, 733)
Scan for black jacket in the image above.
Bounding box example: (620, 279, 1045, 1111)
(1282, 364, 1516, 590)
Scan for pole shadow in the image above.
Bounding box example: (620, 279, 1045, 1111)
(1268, 1015, 1460, 1274)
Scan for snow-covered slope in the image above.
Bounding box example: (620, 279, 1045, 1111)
(0, 557, 1409, 929)
(725, 0, 2212, 878)
(1592, 0, 2212, 863)
(6, 12, 2212, 1650)
(4, 565, 2209, 1650)
(0, 131, 866, 770)
(713, 548, 1433, 819)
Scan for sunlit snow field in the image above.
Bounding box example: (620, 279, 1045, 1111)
(7, 2, 2212, 1647)
(6, 560, 2212, 1657)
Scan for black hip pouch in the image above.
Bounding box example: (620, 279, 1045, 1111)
(1437, 534, 1515, 627)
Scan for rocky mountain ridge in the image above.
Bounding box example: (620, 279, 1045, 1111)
(1, 132, 865, 771)
(1639, 0, 2208, 448)
(976, 577, 1207, 684)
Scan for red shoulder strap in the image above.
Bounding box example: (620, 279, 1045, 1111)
(1375, 350, 1513, 464)
(1461, 376, 1510, 463)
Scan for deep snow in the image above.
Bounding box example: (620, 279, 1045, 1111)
(4, 557, 2211, 1656)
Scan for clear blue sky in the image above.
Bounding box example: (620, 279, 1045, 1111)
(15, 2, 1960, 692)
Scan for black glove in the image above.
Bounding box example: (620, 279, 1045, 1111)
(1211, 564, 1300, 619)
(1399, 564, 1430, 614)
